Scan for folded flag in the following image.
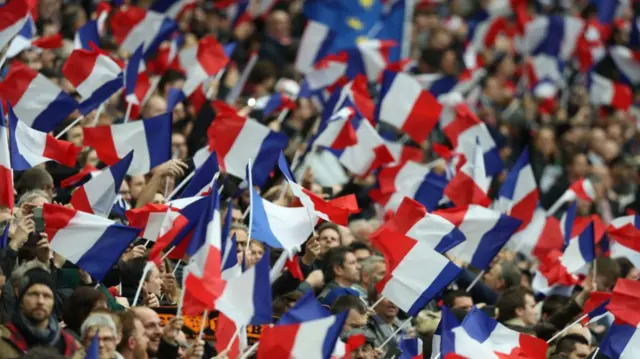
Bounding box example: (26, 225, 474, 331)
(608, 215, 640, 268)
(600, 322, 640, 359)
(207, 102, 288, 187)
(461, 307, 548, 359)
(43, 203, 140, 281)
(124, 45, 145, 105)
(0, 0, 29, 50)
(372, 197, 465, 254)
(73, 17, 104, 50)
(311, 106, 358, 151)
(70, 152, 133, 217)
(180, 150, 219, 198)
(372, 228, 461, 317)
(0, 106, 13, 209)
(215, 247, 272, 325)
(0, 63, 78, 132)
(495, 147, 539, 230)
(375, 70, 443, 145)
(62, 48, 124, 114)
(257, 312, 347, 359)
(8, 105, 79, 170)
(374, 160, 448, 213)
(126, 203, 172, 242)
(83, 113, 171, 176)
(177, 35, 229, 96)
(444, 139, 491, 208)
(607, 279, 640, 327)
(580, 291, 611, 325)
(435, 205, 521, 270)
(110, 7, 177, 58)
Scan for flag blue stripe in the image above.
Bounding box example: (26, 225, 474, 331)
(414, 172, 448, 212)
(434, 227, 466, 255)
(142, 113, 172, 170)
(249, 247, 273, 325)
(321, 311, 348, 359)
(181, 151, 219, 198)
(460, 307, 498, 344)
(499, 147, 530, 200)
(251, 131, 289, 187)
(469, 214, 521, 269)
(31, 90, 79, 133)
(76, 224, 140, 281)
(407, 261, 461, 317)
(78, 75, 124, 115)
(250, 187, 283, 248)
(601, 323, 637, 359)
(533, 16, 565, 57)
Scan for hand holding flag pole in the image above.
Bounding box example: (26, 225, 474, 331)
(55, 115, 85, 139)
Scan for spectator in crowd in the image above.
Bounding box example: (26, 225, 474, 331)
(330, 295, 368, 336)
(552, 334, 591, 359)
(318, 247, 361, 302)
(443, 290, 474, 312)
(80, 313, 120, 359)
(63, 287, 108, 340)
(116, 310, 149, 359)
(354, 255, 386, 299)
(496, 288, 537, 329)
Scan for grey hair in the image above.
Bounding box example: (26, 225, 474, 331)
(17, 189, 50, 207)
(360, 255, 384, 281)
(11, 260, 50, 289)
(230, 223, 248, 233)
(81, 313, 117, 341)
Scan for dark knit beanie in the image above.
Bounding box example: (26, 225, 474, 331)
(18, 268, 55, 303)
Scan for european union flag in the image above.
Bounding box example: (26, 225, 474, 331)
(304, 0, 383, 53)
(375, 0, 412, 62)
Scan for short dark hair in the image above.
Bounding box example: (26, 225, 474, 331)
(63, 287, 108, 334)
(348, 241, 371, 255)
(554, 334, 590, 355)
(317, 222, 342, 242)
(15, 168, 53, 196)
(330, 295, 366, 315)
(615, 257, 634, 279)
(497, 287, 534, 323)
(593, 257, 621, 291)
(443, 290, 472, 309)
(322, 247, 352, 283)
(541, 295, 565, 320)
(118, 310, 140, 353)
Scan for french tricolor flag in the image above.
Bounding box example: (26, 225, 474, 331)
(372, 228, 461, 316)
(524, 55, 563, 98)
(62, 48, 124, 115)
(610, 46, 640, 86)
(344, 39, 396, 82)
(150, 0, 197, 19)
(207, 102, 288, 187)
(124, 46, 145, 106)
(588, 72, 633, 110)
(580, 292, 611, 325)
(253, 93, 296, 118)
(547, 178, 596, 216)
(0, 0, 29, 50)
(434, 205, 521, 270)
(375, 70, 443, 145)
(521, 15, 584, 61)
(374, 160, 448, 212)
(214, 247, 272, 325)
(180, 151, 219, 199)
(461, 307, 548, 359)
(8, 105, 80, 170)
(495, 147, 539, 230)
(70, 152, 133, 217)
(0, 63, 78, 132)
(5, 19, 63, 60)
(83, 113, 172, 176)
(0, 107, 13, 209)
(43, 203, 141, 281)
(258, 312, 346, 359)
(295, 20, 336, 74)
(311, 107, 358, 150)
(608, 279, 640, 328)
(440, 306, 510, 359)
(177, 35, 230, 96)
(608, 215, 640, 268)
(601, 323, 640, 359)
(444, 139, 491, 208)
(278, 153, 358, 226)
(559, 221, 596, 274)
(324, 104, 394, 178)
(439, 99, 503, 176)
(126, 203, 173, 242)
(221, 233, 241, 280)
(372, 197, 466, 254)
(73, 16, 105, 51)
(322, 76, 374, 123)
(109, 7, 177, 58)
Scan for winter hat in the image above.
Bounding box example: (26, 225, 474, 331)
(18, 268, 54, 303)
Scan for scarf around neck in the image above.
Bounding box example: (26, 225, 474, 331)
(12, 310, 61, 348)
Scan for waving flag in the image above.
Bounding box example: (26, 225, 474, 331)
(6, 18, 62, 60)
(547, 178, 596, 215)
(83, 113, 171, 176)
(178, 35, 229, 96)
(43, 203, 140, 281)
(343, 39, 396, 82)
(221, 233, 241, 280)
(109, 7, 177, 58)
(124, 46, 145, 105)
(8, 105, 79, 170)
(559, 221, 596, 273)
(581, 291, 611, 325)
(444, 139, 491, 208)
(63, 48, 124, 114)
(373, 197, 465, 254)
(257, 312, 347, 359)
(610, 46, 640, 85)
(375, 160, 449, 212)
(0, 0, 29, 50)
(588, 72, 633, 110)
(600, 323, 640, 359)
(0, 63, 78, 132)
(375, 71, 443, 145)
(495, 147, 539, 230)
(376, 0, 414, 62)
(322, 76, 374, 122)
(215, 247, 272, 325)
(461, 307, 548, 359)
(520, 15, 584, 61)
(126, 203, 172, 242)
(435, 206, 521, 270)
(74, 18, 102, 50)
(440, 306, 504, 359)
(180, 151, 219, 198)
(295, 20, 336, 74)
(0, 107, 12, 209)
(607, 279, 640, 327)
(608, 215, 640, 267)
(253, 93, 296, 118)
(70, 152, 133, 217)
(372, 228, 461, 316)
(208, 102, 288, 186)
(151, 0, 197, 19)
(311, 107, 358, 151)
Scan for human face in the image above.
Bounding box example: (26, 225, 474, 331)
(343, 309, 367, 334)
(483, 263, 503, 291)
(171, 134, 187, 159)
(119, 181, 131, 202)
(231, 208, 243, 225)
(318, 228, 341, 255)
(568, 343, 591, 359)
(152, 193, 166, 205)
(232, 229, 248, 253)
(134, 308, 162, 354)
(67, 126, 83, 147)
(21, 284, 54, 326)
(452, 296, 473, 311)
(520, 294, 537, 326)
(86, 150, 100, 168)
(175, 331, 188, 358)
(353, 248, 371, 261)
(133, 318, 149, 359)
(352, 343, 376, 359)
(144, 267, 163, 296)
(375, 297, 398, 322)
(129, 175, 146, 200)
(85, 326, 117, 359)
(337, 252, 360, 284)
(248, 242, 264, 267)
